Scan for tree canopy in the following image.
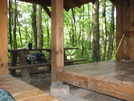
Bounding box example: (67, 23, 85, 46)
(8, 0, 116, 63)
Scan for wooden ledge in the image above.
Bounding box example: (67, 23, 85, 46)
(0, 74, 61, 101)
(64, 59, 87, 63)
(9, 63, 51, 70)
(9, 59, 87, 70)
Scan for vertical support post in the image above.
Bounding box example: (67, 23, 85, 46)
(0, 0, 8, 75)
(51, 0, 64, 86)
(115, 5, 119, 60)
(130, 0, 134, 59)
(116, 0, 134, 60)
(18, 51, 31, 83)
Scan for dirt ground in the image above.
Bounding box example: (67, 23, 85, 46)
(16, 68, 126, 101)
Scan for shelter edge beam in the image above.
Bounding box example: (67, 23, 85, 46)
(0, 0, 8, 75)
(57, 69, 134, 101)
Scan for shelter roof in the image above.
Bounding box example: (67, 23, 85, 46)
(19, 0, 120, 11)
(19, 0, 121, 16)
(18, 0, 119, 11)
(18, 0, 94, 11)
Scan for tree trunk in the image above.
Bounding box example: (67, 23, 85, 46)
(8, 0, 13, 49)
(13, 0, 17, 49)
(92, 0, 100, 62)
(25, 21, 28, 45)
(46, 22, 51, 47)
(107, 5, 115, 60)
(37, 5, 43, 49)
(17, 17, 22, 47)
(31, 4, 37, 49)
(46, 22, 50, 47)
(101, 0, 107, 61)
(71, 8, 76, 46)
(81, 5, 85, 56)
(87, 4, 92, 50)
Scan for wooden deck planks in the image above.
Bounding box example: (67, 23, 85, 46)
(60, 60, 134, 81)
(0, 75, 61, 101)
(57, 60, 134, 101)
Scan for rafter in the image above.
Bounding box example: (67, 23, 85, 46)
(41, 3, 51, 18)
(72, 0, 82, 8)
(18, 0, 41, 5)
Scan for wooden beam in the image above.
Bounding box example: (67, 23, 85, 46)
(41, 3, 51, 18)
(130, 0, 134, 59)
(0, 0, 8, 75)
(0, 75, 61, 101)
(109, 0, 120, 5)
(57, 69, 134, 101)
(116, 1, 123, 60)
(116, 0, 134, 60)
(17, 51, 31, 83)
(51, 0, 64, 84)
(72, 0, 81, 8)
(19, 0, 40, 5)
(20, 1, 51, 17)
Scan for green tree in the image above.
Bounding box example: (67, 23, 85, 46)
(101, 0, 107, 61)
(107, 4, 115, 60)
(92, 0, 100, 62)
(31, 4, 37, 48)
(37, 5, 43, 49)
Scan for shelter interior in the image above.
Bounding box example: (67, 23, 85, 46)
(0, 0, 134, 101)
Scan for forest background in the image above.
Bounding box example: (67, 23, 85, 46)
(8, 0, 116, 63)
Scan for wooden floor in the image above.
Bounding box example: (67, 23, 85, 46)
(57, 60, 134, 101)
(0, 75, 61, 101)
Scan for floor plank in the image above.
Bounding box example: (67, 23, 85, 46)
(57, 60, 134, 101)
(0, 75, 61, 101)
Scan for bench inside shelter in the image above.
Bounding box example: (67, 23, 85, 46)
(8, 48, 87, 83)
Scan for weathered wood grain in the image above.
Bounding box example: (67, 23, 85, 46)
(0, 0, 8, 75)
(57, 60, 134, 101)
(116, 0, 134, 60)
(130, 0, 134, 59)
(51, 0, 64, 82)
(0, 75, 61, 101)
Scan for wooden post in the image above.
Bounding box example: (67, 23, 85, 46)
(130, 0, 134, 59)
(0, 0, 8, 75)
(51, 0, 64, 86)
(18, 51, 31, 83)
(116, 0, 134, 60)
(116, 2, 122, 60)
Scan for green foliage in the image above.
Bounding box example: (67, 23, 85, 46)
(8, 0, 116, 63)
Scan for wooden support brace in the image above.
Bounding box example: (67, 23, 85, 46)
(124, 31, 134, 36)
(41, 3, 51, 18)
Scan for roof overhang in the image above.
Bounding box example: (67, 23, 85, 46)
(18, 0, 95, 11)
(18, 0, 119, 17)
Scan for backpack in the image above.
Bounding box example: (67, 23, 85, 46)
(0, 87, 15, 101)
(26, 52, 47, 64)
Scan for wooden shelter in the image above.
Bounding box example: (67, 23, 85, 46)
(1, 0, 134, 100)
